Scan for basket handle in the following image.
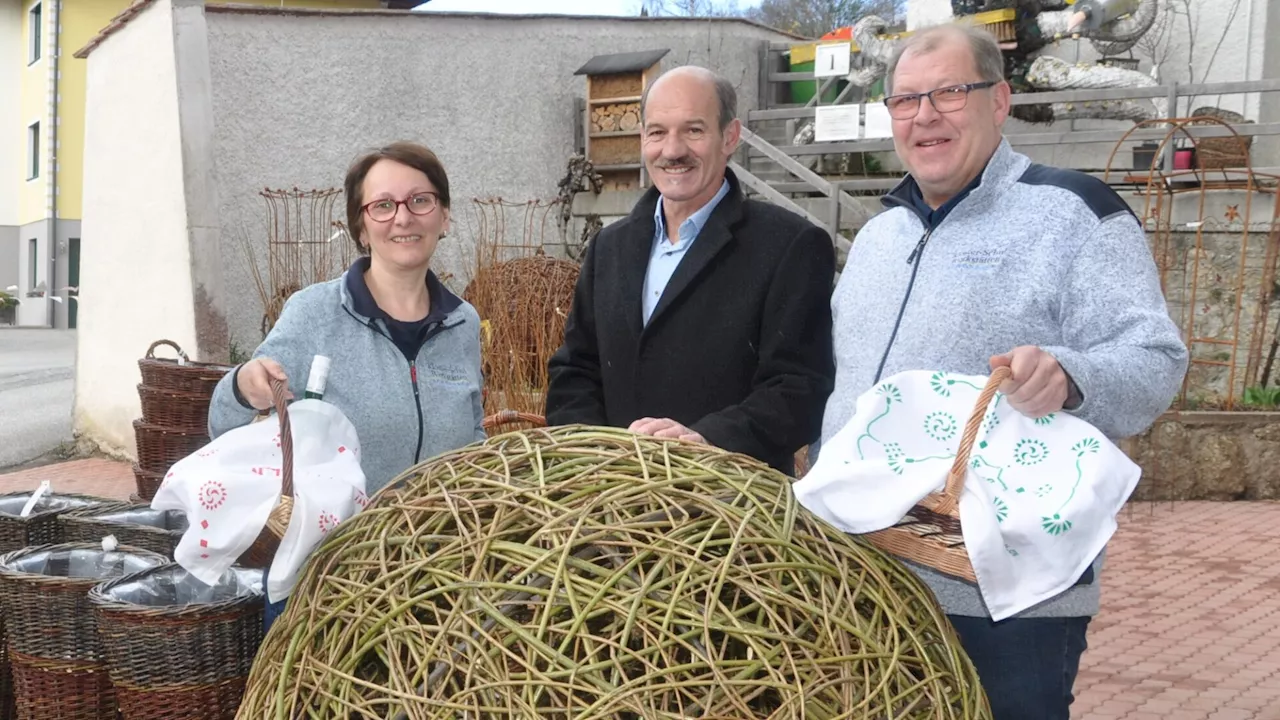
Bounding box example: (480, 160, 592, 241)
(145, 339, 189, 362)
(270, 376, 294, 498)
(482, 410, 547, 431)
(932, 366, 1012, 516)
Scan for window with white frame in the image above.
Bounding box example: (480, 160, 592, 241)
(27, 122, 40, 180)
(28, 2, 41, 64)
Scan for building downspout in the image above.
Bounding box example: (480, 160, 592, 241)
(46, 0, 58, 328)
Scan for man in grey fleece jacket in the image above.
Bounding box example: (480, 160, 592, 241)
(821, 24, 1188, 719)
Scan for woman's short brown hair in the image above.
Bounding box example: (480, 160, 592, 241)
(344, 141, 451, 254)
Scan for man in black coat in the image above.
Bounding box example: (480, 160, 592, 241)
(545, 65, 836, 474)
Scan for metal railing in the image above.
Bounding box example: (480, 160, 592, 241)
(746, 62, 1280, 191)
(732, 127, 865, 262)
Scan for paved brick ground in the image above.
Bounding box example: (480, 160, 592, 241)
(0, 460, 1277, 718)
(1075, 501, 1280, 720)
(0, 458, 134, 500)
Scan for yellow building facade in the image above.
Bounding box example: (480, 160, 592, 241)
(2, 0, 406, 327)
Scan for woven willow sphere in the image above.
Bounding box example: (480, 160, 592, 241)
(238, 426, 990, 719)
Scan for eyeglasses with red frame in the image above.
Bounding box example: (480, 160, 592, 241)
(361, 192, 441, 223)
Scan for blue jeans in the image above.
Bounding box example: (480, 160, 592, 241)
(261, 565, 288, 633)
(948, 615, 1090, 720)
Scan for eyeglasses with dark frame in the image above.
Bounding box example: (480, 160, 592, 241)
(882, 81, 998, 120)
(361, 192, 441, 223)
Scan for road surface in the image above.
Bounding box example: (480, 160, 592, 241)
(0, 329, 75, 469)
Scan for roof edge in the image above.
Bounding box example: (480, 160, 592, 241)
(75, 2, 806, 60)
(202, 4, 806, 39)
(74, 0, 162, 59)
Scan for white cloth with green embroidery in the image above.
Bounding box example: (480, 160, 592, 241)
(795, 369, 1141, 621)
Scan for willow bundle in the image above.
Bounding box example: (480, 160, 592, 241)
(237, 426, 990, 719)
(463, 254, 579, 415)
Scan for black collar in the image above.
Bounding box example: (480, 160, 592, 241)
(344, 255, 462, 325)
(883, 159, 990, 230)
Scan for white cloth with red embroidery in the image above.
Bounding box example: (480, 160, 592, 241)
(794, 369, 1141, 620)
(151, 399, 368, 603)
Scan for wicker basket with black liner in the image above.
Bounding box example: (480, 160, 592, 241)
(59, 502, 187, 558)
(0, 491, 109, 552)
(0, 492, 111, 720)
(89, 564, 264, 720)
(0, 543, 167, 720)
(136, 340, 232, 397)
(862, 367, 1011, 582)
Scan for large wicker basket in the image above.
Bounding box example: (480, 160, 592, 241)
(131, 465, 166, 502)
(0, 543, 167, 720)
(863, 367, 1011, 583)
(90, 564, 265, 720)
(0, 493, 110, 720)
(58, 502, 187, 558)
(132, 421, 209, 475)
(0, 492, 108, 552)
(136, 340, 231, 397)
(137, 384, 213, 433)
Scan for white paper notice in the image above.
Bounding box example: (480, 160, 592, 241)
(814, 105, 861, 142)
(864, 103, 894, 139)
(814, 43, 852, 78)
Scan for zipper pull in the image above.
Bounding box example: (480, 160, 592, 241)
(906, 229, 932, 265)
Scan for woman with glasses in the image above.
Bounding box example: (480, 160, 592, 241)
(207, 141, 486, 629)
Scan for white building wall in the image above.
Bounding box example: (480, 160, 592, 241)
(75, 0, 197, 455)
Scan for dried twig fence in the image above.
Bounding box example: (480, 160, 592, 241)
(240, 188, 353, 338)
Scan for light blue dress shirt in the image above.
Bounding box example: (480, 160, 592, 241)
(642, 178, 731, 325)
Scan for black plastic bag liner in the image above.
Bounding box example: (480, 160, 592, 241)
(0, 494, 98, 517)
(92, 508, 189, 533)
(3, 547, 164, 580)
(101, 565, 263, 606)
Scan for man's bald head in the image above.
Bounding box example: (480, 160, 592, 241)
(641, 65, 738, 132)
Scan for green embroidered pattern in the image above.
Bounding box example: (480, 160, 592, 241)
(1058, 437, 1102, 513)
(856, 383, 901, 459)
(981, 394, 1004, 433)
(844, 376, 1099, 542)
(929, 371, 983, 398)
(1041, 514, 1073, 535)
(924, 411, 958, 442)
(993, 496, 1009, 524)
(1014, 438, 1049, 466)
(885, 442, 905, 475)
(970, 454, 1009, 491)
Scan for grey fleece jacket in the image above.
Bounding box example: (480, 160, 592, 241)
(821, 139, 1188, 619)
(208, 270, 486, 495)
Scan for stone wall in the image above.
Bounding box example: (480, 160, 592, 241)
(1124, 412, 1280, 500)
